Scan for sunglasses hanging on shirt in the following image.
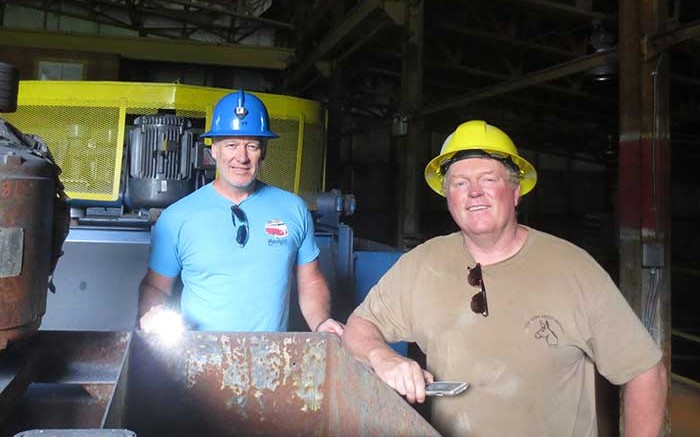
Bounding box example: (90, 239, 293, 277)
(231, 205, 249, 247)
(468, 263, 488, 317)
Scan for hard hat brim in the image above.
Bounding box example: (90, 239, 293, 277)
(424, 148, 537, 197)
(200, 130, 279, 139)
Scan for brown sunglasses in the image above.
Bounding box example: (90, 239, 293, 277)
(468, 263, 489, 317)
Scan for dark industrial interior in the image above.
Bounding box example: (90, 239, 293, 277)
(1, 0, 699, 435)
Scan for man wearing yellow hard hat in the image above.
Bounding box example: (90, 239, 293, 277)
(345, 120, 666, 436)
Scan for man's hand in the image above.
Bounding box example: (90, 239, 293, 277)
(315, 318, 345, 337)
(139, 304, 167, 332)
(370, 351, 434, 404)
(343, 313, 433, 403)
(139, 305, 185, 334)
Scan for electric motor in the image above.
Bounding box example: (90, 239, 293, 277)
(0, 64, 69, 350)
(126, 114, 194, 209)
(0, 123, 69, 349)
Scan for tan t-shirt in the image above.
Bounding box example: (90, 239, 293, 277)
(353, 227, 661, 437)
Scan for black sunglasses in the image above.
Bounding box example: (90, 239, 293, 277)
(231, 205, 249, 247)
(468, 263, 489, 317)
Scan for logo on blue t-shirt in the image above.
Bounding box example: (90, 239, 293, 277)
(265, 219, 288, 246)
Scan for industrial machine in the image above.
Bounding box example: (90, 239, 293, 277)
(0, 80, 363, 332)
(126, 114, 196, 210)
(0, 63, 69, 351)
(0, 77, 416, 435)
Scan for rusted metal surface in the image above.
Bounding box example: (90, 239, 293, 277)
(0, 335, 42, 423)
(2, 331, 438, 436)
(0, 144, 55, 350)
(0, 331, 129, 435)
(326, 337, 439, 436)
(34, 331, 130, 385)
(125, 331, 439, 436)
(126, 332, 328, 436)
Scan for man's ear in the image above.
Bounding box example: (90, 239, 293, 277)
(260, 142, 267, 160)
(513, 184, 521, 207)
(210, 140, 219, 161)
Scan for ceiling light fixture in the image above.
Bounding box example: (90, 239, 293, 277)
(588, 20, 617, 82)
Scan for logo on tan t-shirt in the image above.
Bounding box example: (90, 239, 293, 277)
(526, 315, 564, 347)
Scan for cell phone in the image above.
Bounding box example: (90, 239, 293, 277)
(425, 381, 470, 397)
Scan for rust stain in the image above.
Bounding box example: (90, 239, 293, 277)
(294, 337, 326, 412)
(183, 334, 329, 415)
(250, 335, 283, 391)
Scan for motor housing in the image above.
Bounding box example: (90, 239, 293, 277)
(0, 63, 68, 350)
(126, 114, 194, 209)
(0, 121, 69, 349)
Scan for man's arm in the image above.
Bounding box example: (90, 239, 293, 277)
(343, 313, 433, 403)
(296, 260, 344, 336)
(623, 360, 667, 437)
(138, 269, 177, 329)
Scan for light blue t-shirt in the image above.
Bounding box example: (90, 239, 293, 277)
(149, 181, 319, 331)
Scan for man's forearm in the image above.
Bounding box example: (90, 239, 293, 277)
(344, 313, 396, 367)
(298, 281, 331, 331)
(295, 259, 333, 331)
(623, 361, 668, 437)
(138, 282, 171, 318)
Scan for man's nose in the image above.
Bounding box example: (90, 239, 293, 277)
(233, 146, 250, 162)
(468, 183, 484, 197)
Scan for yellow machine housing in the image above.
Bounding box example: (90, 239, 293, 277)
(0, 81, 327, 203)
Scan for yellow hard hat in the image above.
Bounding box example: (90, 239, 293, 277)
(424, 120, 537, 197)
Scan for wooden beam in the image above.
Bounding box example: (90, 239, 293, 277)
(0, 28, 292, 69)
(419, 49, 615, 118)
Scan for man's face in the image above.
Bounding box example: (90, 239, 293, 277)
(211, 136, 264, 191)
(444, 157, 521, 238)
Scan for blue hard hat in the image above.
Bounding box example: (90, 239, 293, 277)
(201, 89, 279, 138)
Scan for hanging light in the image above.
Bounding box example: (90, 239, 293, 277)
(588, 20, 616, 82)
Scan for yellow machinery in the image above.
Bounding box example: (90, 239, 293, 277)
(1, 81, 327, 209)
(0, 80, 359, 336)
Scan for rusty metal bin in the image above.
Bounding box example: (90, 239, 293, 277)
(1, 332, 439, 436)
(124, 332, 438, 436)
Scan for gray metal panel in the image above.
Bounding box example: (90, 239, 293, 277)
(42, 229, 151, 331)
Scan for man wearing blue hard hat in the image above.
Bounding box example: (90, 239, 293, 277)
(138, 90, 344, 336)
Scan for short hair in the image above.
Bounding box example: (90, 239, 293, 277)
(442, 159, 521, 193)
(259, 140, 268, 160)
